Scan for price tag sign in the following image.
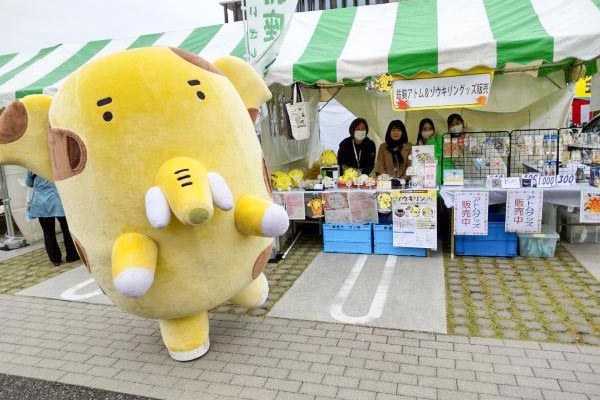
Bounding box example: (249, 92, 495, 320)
(557, 174, 576, 186)
(521, 173, 540, 187)
(537, 175, 557, 188)
(486, 174, 505, 188)
(501, 177, 521, 189)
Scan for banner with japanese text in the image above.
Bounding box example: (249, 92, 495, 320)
(505, 189, 543, 233)
(453, 192, 489, 235)
(392, 190, 437, 250)
(245, 0, 298, 76)
(391, 72, 493, 111)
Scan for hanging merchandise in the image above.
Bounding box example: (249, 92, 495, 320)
(283, 83, 311, 140)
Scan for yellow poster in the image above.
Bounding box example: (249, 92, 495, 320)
(575, 76, 591, 98)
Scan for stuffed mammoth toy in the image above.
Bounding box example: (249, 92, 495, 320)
(0, 47, 289, 361)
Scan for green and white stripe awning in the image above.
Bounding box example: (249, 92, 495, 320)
(1, 0, 600, 105)
(265, 0, 600, 85)
(0, 22, 247, 105)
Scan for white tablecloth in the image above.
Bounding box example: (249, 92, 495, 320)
(440, 184, 587, 208)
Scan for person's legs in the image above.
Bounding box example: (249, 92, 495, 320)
(57, 216, 80, 262)
(38, 217, 62, 265)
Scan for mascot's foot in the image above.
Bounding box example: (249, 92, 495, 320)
(159, 312, 210, 361)
(229, 273, 269, 308)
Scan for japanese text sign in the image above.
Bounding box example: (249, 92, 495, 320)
(245, 0, 298, 75)
(505, 189, 543, 233)
(392, 190, 437, 250)
(453, 192, 489, 235)
(391, 73, 493, 111)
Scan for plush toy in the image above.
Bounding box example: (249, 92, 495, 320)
(0, 47, 289, 361)
(288, 168, 304, 188)
(320, 150, 337, 166)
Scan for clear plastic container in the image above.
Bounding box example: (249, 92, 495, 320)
(518, 225, 559, 258)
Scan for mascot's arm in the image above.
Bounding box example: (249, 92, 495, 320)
(112, 232, 157, 298)
(213, 56, 272, 124)
(145, 157, 233, 229)
(234, 194, 289, 237)
(0, 95, 54, 180)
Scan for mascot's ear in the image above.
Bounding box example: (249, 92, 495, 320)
(0, 94, 54, 180)
(213, 56, 272, 123)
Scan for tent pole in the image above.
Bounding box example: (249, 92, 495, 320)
(0, 166, 27, 250)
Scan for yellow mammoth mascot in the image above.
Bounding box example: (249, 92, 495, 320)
(0, 47, 289, 361)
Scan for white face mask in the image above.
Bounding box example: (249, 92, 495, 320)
(449, 124, 463, 134)
(354, 131, 367, 141)
(422, 130, 434, 139)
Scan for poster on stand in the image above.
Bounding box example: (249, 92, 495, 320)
(392, 190, 437, 250)
(304, 193, 324, 219)
(323, 192, 351, 223)
(505, 189, 543, 233)
(347, 192, 378, 224)
(580, 188, 600, 223)
(453, 191, 489, 235)
(412, 145, 436, 169)
(284, 192, 305, 220)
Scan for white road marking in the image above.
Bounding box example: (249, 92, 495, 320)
(329, 255, 396, 324)
(60, 278, 102, 301)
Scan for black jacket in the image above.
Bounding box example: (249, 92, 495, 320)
(337, 136, 376, 175)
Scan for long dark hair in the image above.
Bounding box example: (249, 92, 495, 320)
(447, 113, 464, 129)
(416, 118, 435, 145)
(348, 117, 369, 138)
(385, 120, 408, 165)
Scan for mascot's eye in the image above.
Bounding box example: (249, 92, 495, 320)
(103, 111, 113, 122)
(187, 80, 205, 101)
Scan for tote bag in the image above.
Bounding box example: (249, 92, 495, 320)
(284, 83, 311, 140)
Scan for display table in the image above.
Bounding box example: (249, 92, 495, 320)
(440, 184, 587, 208)
(440, 184, 591, 258)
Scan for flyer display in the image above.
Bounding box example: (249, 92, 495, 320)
(580, 188, 600, 223)
(323, 192, 351, 223)
(284, 192, 306, 220)
(347, 192, 378, 224)
(304, 193, 324, 219)
(453, 191, 489, 235)
(392, 190, 437, 250)
(505, 189, 543, 233)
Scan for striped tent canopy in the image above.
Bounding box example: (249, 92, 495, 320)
(1, 0, 600, 105)
(266, 0, 600, 85)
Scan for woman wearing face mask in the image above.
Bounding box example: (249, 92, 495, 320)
(374, 120, 412, 178)
(416, 118, 436, 145)
(337, 117, 376, 175)
(447, 113, 466, 135)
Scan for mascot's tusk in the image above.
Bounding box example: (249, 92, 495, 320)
(208, 172, 234, 211)
(145, 186, 171, 229)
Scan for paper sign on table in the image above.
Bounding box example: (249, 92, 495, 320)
(505, 189, 543, 233)
(323, 192, 351, 223)
(347, 192, 378, 224)
(580, 188, 600, 223)
(453, 191, 489, 235)
(392, 190, 437, 250)
(284, 192, 305, 220)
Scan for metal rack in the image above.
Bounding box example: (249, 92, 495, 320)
(441, 131, 510, 184)
(510, 129, 560, 176)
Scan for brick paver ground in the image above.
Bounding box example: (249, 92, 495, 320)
(1, 294, 600, 400)
(446, 244, 600, 345)
(0, 246, 81, 295)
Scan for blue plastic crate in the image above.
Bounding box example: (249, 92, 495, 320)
(455, 218, 518, 257)
(372, 224, 427, 257)
(323, 223, 372, 254)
